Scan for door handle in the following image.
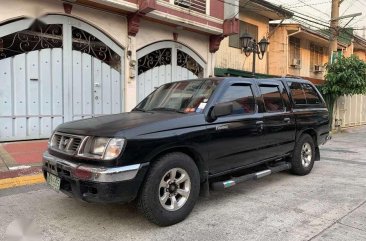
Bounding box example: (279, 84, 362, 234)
(256, 121, 264, 133)
(284, 118, 291, 123)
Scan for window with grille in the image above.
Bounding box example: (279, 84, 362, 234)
(289, 37, 301, 66)
(310, 43, 324, 68)
(174, 0, 206, 14)
(229, 21, 258, 49)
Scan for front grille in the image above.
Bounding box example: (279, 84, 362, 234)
(51, 132, 84, 155)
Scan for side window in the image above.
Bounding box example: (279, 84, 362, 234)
(260, 85, 284, 112)
(287, 82, 306, 105)
(302, 83, 322, 105)
(218, 84, 255, 114)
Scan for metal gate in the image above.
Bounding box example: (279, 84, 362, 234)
(0, 15, 124, 141)
(137, 41, 206, 102)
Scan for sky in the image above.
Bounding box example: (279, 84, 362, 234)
(266, 0, 366, 37)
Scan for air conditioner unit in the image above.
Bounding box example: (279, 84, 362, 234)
(174, 0, 191, 8)
(290, 58, 301, 68)
(314, 65, 324, 72)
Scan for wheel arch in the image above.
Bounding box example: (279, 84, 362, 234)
(146, 146, 207, 183)
(297, 128, 318, 147)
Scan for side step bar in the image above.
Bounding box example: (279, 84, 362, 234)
(211, 162, 292, 191)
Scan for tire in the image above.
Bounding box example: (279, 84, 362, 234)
(291, 134, 316, 176)
(137, 152, 200, 226)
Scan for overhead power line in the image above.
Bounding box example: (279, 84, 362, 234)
(218, 0, 361, 43)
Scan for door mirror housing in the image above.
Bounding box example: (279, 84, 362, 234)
(206, 102, 233, 122)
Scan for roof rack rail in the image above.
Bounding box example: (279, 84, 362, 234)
(283, 75, 302, 79)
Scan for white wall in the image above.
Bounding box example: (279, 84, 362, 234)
(0, 0, 128, 48)
(124, 19, 212, 111)
(335, 95, 366, 129)
(1, 0, 213, 112)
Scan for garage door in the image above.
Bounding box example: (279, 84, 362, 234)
(0, 15, 124, 141)
(137, 41, 206, 102)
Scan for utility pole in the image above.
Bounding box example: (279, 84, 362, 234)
(329, 0, 341, 63)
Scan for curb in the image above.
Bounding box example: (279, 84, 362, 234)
(0, 174, 45, 190)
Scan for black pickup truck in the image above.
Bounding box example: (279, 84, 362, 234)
(43, 77, 330, 226)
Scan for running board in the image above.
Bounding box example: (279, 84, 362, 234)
(211, 162, 292, 191)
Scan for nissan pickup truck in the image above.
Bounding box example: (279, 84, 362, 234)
(43, 77, 330, 226)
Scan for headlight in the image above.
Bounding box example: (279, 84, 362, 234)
(104, 138, 125, 160)
(90, 137, 110, 156)
(80, 137, 126, 160)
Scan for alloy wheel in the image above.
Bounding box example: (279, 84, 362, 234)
(159, 168, 191, 211)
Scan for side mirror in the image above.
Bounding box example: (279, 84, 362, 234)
(206, 102, 233, 122)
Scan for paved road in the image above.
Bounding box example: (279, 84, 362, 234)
(1, 127, 366, 241)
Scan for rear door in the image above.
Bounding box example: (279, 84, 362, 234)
(206, 80, 265, 174)
(256, 80, 296, 160)
(286, 81, 329, 145)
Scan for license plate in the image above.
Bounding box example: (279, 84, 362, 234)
(47, 172, 61, 191)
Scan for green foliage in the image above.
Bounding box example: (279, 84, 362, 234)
(320, 55, 366, 128)
(322, 55, 366, 96)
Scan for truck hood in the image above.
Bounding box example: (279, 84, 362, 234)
(56, 111, 189, 137)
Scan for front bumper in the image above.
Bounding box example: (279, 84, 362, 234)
(42, 151, 149, 203)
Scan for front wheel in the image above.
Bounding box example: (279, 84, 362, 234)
(291, 134, 315, 176)
(137, 152, 200, 226)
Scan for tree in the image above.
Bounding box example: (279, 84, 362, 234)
(320, 55, 366, 128)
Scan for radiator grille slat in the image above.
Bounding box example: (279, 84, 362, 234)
(51, 132, 84, 155)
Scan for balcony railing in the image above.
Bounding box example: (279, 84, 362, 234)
(174, 0, 206, 14)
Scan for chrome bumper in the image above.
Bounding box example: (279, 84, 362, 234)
(43, 151, 141, 183)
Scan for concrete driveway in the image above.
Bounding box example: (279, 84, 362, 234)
(1, 126, 366, 241)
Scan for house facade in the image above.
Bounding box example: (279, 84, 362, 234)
(215, 0, 293, 77)
(268, 23, 352, 85)
(0, 0, 237, 141)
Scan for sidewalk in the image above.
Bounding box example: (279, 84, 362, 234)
(0, 140, 47, 189)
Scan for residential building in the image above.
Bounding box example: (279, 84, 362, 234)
(0, 0, 237, 141)
(353, 35, 366, 61)
(268, 23, 351, 85)
(215, 0, 293, 77)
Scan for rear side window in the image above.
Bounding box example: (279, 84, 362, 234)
(302, 83, 322, 105)
(260, 86, 284, 112)
(218, 84, 255, 114)
(287, 82, 306, 105)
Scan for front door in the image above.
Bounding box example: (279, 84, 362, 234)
(206, 81, 264, 174)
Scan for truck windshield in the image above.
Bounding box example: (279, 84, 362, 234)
(134, 79, 222, 113)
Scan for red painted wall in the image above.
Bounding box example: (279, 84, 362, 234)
(210, 0, 224, 19)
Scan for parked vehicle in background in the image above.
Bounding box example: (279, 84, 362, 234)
(43, 77, 330, 226)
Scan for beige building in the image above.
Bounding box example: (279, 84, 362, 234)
(267, 23, 351, 85)
(268, 23, 366, 129)
(215, 0, 293, 77)
(353, 35, 366, 61)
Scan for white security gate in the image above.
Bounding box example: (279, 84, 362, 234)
(0, 15, 124, 141)
(137, 41, 206, 102)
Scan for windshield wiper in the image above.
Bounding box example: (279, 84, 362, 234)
(150, 107, 186, 114)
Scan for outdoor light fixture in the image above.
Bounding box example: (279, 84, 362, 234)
(240, 32, 270, 76)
